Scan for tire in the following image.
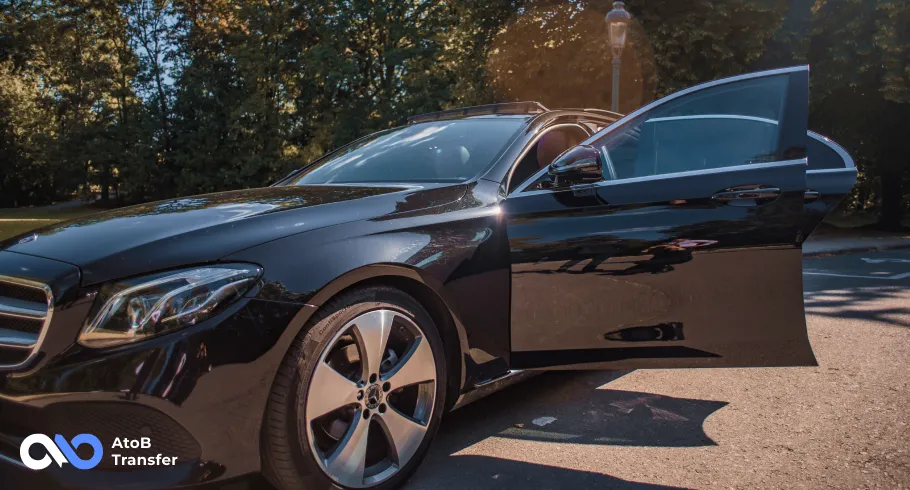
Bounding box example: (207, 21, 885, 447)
(262, 286, 447, 490)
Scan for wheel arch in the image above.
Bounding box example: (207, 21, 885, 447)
(304, 263, 468, 411)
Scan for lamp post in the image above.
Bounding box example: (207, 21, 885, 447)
(606, 1, 632, 113)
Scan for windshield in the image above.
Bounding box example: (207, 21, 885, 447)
(285, 118, 525, 185)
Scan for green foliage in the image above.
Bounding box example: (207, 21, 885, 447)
(0, 0, 140, 205)
(0, 0, 907, 227)
(809, 0, 910, 229)
(462, 0, 792, 113)
(632, 0, 791, 95)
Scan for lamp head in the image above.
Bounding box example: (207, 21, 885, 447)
(606, 1, 632, 57)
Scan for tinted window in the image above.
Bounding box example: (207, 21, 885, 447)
(597, 74, 791, 180)
(508, 126, 588, 193)
(287, 118, 524, 185)
(808, 135, 848, 170)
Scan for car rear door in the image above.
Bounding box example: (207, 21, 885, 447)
(504, 66, 847, 370)
(801, 132, 859, 237)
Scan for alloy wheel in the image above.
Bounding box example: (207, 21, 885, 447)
(304, 309, 437, 488)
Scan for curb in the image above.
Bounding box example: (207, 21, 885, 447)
(803, 243, 910, 258)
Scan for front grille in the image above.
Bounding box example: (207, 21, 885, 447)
(0, 281, 47, 304)
(0, 348, 29, 365)
(0, 315, 43, 334)
(0, 276, 52, 367)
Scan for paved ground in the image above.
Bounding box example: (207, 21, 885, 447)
(403, 250, 910, 489)
(234, 250, 910, 490)
(803, 231, 910, 256)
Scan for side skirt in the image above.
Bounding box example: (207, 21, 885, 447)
(450, 370, 540, 411)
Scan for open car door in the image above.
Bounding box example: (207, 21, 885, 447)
(505, 66, 856, 370)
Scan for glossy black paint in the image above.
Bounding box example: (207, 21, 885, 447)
(0, 67, 855, 489)
(548, 145, 605, 187)
(225, 178, 513, 387)
(0, 165, 516, 489)
(505, 162, 815, 369)
(509, 67, 819, 369)
(1, 185, 417, 286)
(0, 291, 308, 487)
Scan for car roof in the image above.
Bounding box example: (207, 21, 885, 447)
(407, 102, 624, 125)
(407, 102, 547, 124)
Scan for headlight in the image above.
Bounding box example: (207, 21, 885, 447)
(79, 264, 262, 348)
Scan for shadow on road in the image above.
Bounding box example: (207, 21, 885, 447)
(441, 371, 724, 448)
(237, 370, 725, 490)
(805, 286, 910, 328)
(407, 370, 726, 489)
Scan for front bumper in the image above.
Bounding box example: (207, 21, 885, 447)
(0, 253, 312, 489)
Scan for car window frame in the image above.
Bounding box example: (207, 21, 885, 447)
(510, 65, 810, 196)
(503, 123, 592, 194)
(807, 131, 856, 173)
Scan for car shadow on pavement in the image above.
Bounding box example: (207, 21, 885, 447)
(804, 286, 910, 328)
(406, 370, 726, 489)
(236, 370, 724, 490)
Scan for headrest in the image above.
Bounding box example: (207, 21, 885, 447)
(537, 131, 572, 168)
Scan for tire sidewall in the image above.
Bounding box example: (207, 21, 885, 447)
(266, 287, 447, 490)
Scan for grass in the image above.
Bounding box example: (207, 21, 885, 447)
(0, 202, 103, 241)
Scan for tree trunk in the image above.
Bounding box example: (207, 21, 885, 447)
(100, 162, 110, 202)
(878, 169, 904, 230)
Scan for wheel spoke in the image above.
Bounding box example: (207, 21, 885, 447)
(376, 406, 426, 466)
(306, 362, 360, 420)
(352, 310, 394, 380)
(384, 337, 434, 389)
(324, 411, 370, 487)
(307, 308, 437, 488)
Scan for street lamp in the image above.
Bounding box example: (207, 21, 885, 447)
(606, 1, 632, 112)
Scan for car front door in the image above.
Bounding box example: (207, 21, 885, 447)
(504, 66, 856, 370)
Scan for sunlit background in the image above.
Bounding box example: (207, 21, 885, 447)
(0, 0, 908, 229)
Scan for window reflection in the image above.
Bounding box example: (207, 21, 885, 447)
(288, 119, 525, 185)
(599, 74, 791, 180)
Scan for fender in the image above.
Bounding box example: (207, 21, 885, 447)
(226, 185, 512, 409)
(303, 262, 472, 393)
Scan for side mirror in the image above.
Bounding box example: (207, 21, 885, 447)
(547, 145, 603, 188)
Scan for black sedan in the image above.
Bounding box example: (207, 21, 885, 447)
(0, 66, 856, 490)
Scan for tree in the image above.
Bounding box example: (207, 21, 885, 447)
(444, 0, 523, 106)
(122, 0, 176, 199)
(0, 0, 141, 205)
(483, 0, 790, 111)
(809, 0, 910, 230)
(0, 0, 905, 230)
(300, 0, 457, 147)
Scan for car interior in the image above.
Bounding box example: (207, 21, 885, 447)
(507, 125, 589, 193)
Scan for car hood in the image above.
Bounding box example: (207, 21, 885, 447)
(2, 184, 465, 285)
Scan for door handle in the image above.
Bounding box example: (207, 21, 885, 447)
(711, 187, 781, 202)
(804, 190, 820, 203)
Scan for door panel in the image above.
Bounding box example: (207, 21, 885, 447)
(507, 67, 816, 370)
(801, 132, 859, 237)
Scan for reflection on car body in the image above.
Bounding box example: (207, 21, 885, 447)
(0, 67, 856, 490)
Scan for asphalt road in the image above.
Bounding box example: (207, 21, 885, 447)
(239, 250, 910, 490)
(403, 250, 910, 489)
